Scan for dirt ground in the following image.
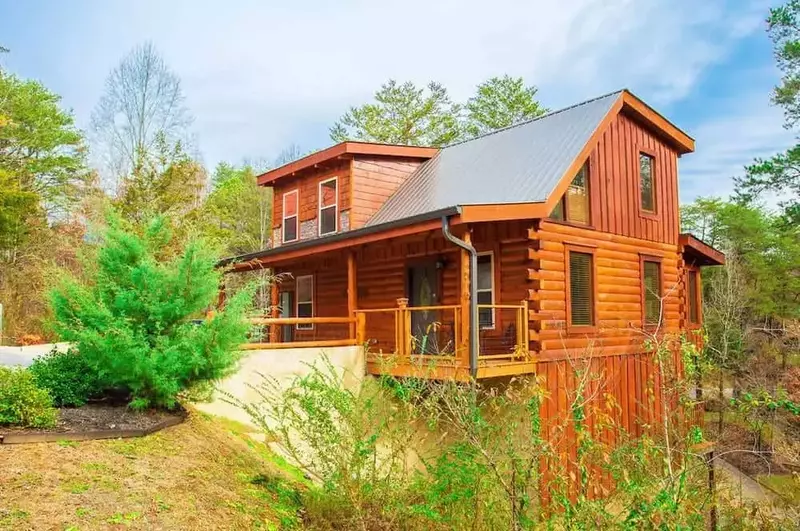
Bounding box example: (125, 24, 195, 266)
(0, 410, 301, 530)
(1, 404, 179, 434)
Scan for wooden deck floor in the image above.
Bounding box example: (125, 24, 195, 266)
(365, 354, 537, 381)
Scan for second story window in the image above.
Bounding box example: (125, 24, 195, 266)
(642, 259, 662, 325)
(283, 189, 298, 243)
(319, 178, 338, 236)
(639, 153, 656, 213)
(567, 249, 595, 328)
(550, 163, 590, 225)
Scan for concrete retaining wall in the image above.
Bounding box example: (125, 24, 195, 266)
(196, 345, 366, 428)
(0, 343, 70, 367)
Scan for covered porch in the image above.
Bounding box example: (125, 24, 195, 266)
(222, 220, 537, 381)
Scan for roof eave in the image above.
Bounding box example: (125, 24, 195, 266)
(679, 233, 725, 266)
(256, 142, 439, 186)
(218, 206, 461, 270)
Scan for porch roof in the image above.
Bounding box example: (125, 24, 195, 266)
(679, 233, 726, 266)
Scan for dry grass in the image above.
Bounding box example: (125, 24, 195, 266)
(0, 410, 304, 530)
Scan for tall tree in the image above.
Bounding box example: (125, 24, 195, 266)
(0, 69, 88, 256)
(736, 1, 800, 216)
(330, 80, 461, 147)
(115, 134, 206, 228)
(203, 162, 271, 256)
(465, 76, 548, 138)
(91, 42, 193, 192)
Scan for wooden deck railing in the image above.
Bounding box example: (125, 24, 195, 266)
(243, 316, 360, 350)
(242, 300, 531, 367)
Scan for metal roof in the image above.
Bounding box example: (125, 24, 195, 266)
(367, 90, 623, 226)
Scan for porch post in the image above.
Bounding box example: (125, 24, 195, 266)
(347, 250, 357, 340)
(217, 276, 226, 310)
(270, 279, 279, 343)
(459, 229, 472, 368)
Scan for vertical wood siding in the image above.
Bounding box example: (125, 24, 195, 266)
(351, 157, 424, 229)
(589, 111, 680, 244)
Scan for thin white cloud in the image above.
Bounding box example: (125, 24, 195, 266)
(679, 88, 795, 202)
(1, 0, 783, 184)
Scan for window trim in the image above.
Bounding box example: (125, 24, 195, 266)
(548, 161, 593, 228)
(318, 177, 338, 236)
(639, 254, 664, 328)
(282, 189, 299, 244)
(637, 148, 658, 218)
(477, 251, 495, 330)
(564, 243, 597, 334)
(687, 267, 702, 327)
(295, 274, 314, 330)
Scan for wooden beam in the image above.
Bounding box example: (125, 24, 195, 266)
(270, 281, 279, 342)
(460, 227, 471, 365)
(242, 339, 356, 350)
(228, 217, 449, 271)
(347, 250, 357, 339)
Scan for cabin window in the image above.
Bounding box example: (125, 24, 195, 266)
(477, 253, 495, 329)
(642, 260, 662, 325)
(296, 275, 314, 330)
(319, 178, 338, 236)
(568, 250, 594, 327)
(688, 270, 700, 324)
(640, 153, 656, 213)
(283, 189, 299, 243)
(549, 163, 590, 224)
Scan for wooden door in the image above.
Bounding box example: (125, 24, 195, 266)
(408, 261, 439, 354)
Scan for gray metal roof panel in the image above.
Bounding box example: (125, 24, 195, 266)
(366, 90, 622, 226)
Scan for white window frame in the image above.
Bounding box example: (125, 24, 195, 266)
(296, 275, 314, 330)
(318, 177, 338, 236)
(282, 189, 299, 243)
(477, 251, 495, 330)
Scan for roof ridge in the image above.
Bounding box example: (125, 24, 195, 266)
(444, 88, 626, 149)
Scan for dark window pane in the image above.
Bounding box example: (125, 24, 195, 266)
(550, 197, 565, 221)
(640, 153, 655, 212)
(320, 206, 337, 235)
(688, 270, 699, 324)
(567, 164, 590, 224)
(643, 261, 661, 324)
(479, 308, 494, 328)
(477, 255, 492, 291)
(283, 216, 297, 242)
(477, 291, 492, 305)
(569, 251, 593, 326)
(297, 302, 312, 319)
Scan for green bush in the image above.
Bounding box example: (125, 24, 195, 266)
(0, 367, 57, 428)
(29, 348, 100, 407)
(49, 214, 254, 410)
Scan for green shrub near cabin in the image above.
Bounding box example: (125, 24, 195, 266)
(49, 214, 254, 410)
(0, 367, 57, 428)
(29, 348, 100, 407)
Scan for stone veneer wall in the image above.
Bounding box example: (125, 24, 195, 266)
(273, 209, 352, 248)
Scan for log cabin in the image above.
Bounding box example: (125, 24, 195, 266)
(219, 89, 724, 412)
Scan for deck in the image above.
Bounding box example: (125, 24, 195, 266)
(242, 300, 536, 380)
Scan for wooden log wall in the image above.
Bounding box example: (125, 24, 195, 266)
(351, 156, 425, 229)
(271, 159, 351, 236)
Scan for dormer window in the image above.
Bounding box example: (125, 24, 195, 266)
(283, 189, 298, 243)
(550, 163, 590, 225)
(319, 177, 338, 236)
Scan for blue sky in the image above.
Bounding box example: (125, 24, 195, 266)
(1, 0, 795, 202)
